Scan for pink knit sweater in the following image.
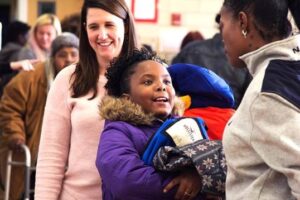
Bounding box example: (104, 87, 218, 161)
(35, 65, 106, 199)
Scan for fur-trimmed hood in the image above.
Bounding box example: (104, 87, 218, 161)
(99, 95, 184, 126)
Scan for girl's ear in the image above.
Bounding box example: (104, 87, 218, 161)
(121, 93, 130, 100)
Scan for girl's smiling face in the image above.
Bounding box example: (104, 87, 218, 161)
(127, 60, 175, 119)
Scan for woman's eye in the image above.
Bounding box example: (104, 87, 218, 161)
(106, 23, 114, 27)
(88, 25, 98, 30)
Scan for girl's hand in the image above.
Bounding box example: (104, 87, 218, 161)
(164, 168, 202, 200)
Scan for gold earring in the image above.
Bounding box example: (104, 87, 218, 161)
(242, 30, 247, 38)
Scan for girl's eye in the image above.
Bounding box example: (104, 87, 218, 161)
(144, 80, 152, 85)
(164, 79, 172, 85)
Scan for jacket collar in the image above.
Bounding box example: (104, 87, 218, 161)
(240, 34, 300, 76)
(99, 95, 183, 126)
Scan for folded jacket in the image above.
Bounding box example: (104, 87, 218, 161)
(153, 139, 226, 196)
(142, 117, 208, 166)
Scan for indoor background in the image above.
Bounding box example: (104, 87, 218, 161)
(0, 0, 223, 63)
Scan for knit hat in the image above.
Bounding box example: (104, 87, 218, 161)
(51, 32, 79, 57)
(168, 63, 235, 108)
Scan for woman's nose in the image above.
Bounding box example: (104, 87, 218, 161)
(98, 28, 108, 40)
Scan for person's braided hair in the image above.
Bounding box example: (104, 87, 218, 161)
(105, 48, 165, 97)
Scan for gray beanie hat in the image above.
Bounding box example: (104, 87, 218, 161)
(51, 32, 79, 57)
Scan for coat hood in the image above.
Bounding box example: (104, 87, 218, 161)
(99, 95, 184, 126)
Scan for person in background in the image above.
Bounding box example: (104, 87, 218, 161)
(12, 13, 61, 61)
(61, 13, 81, 37)
(172, 14, 250, 108)
(97, 48, 202, 200)
(34, 0, 139, 199)
(180, 31, 204, 50)
(0, 60, 37, 76)
(220, 0, 300, 199)
(1, 14, 61, 97)
(0, 59, 38, 97)
(0, 21, 31, 97)
(0, 32, 79, 200)
(0, 21, 30, 62)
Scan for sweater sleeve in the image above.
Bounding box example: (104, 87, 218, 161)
(96, 122, 176, 200)
(35, 67, 72, 199)
(0, 71, 32, 144)
(251, 93, 300, 199)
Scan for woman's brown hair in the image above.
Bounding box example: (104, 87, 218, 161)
(71, 0, 138, 99)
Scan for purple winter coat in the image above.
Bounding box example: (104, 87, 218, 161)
(96, 96, 181, 200)
(97, 120, 179, 200)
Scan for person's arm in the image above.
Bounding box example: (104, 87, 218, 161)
(0, 60, 37, 75)
(251, 94, 300, 198)
(10, 59, 38, 71)
(35, 68, 72, 199)
(96, 122, 177, 200)
(0, 71, 31, 149)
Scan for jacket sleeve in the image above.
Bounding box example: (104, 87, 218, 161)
(251, 93, 300, 199)
(34, 69, 71, 199)
(0, 71, 32, 144)
(96, 122, 176, 200)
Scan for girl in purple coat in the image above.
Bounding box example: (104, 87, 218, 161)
(96, 48, 203, 200)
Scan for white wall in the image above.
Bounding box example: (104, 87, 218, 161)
(135, 0, 223, 63)
(15, 0, 28, 22)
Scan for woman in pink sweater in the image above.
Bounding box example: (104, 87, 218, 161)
(34, 0, 138, 199)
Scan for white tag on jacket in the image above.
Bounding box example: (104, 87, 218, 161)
(165, 118, 205, 147)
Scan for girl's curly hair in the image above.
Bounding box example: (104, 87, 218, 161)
(105, 48, 166, 97)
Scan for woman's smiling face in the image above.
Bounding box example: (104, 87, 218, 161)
(86, 7, 125, 63)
